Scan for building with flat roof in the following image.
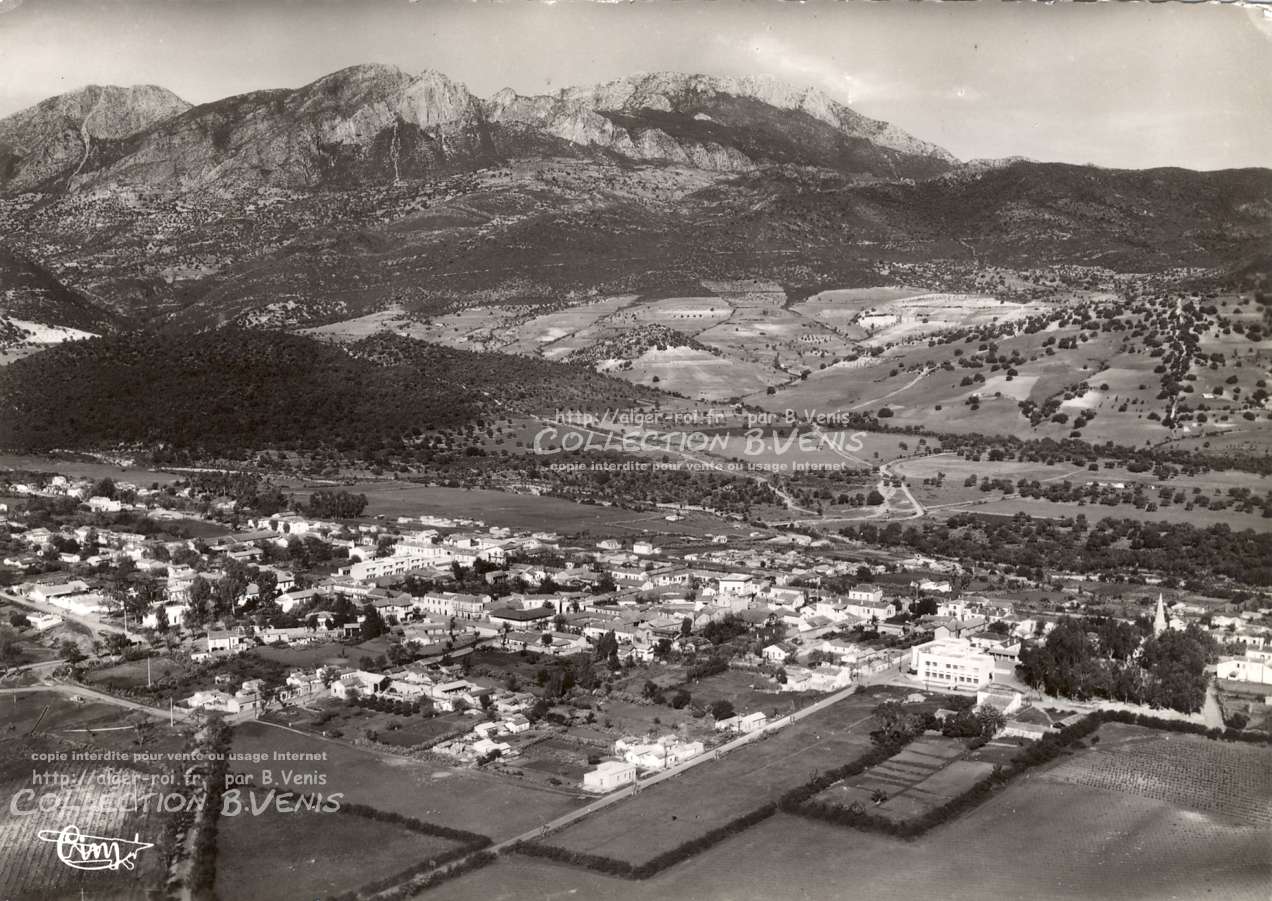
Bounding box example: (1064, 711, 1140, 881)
(582, 760, 637, 793)
(910, 638, 996, 690)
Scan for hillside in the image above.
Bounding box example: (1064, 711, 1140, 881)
(0, 84, 191, 193)
(0, 330, 659, 454)
(0, 245, 121, 334)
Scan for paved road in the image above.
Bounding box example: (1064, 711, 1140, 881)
(0, 680, 194, 724)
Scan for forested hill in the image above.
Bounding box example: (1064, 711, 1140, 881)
(0, 330, 658, 454)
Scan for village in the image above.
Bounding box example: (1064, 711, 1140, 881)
(2, 468, 1269, 805)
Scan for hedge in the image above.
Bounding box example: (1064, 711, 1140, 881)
(515, 801, 777, 879)
(323, 804, 492, 900)
(1095, 709, 1270, 745)
(326, 851, 498, 901)
(338, 802, 492, 847)
(191, 719, 233, 898)
(784, 709, 1267, 838)
(778, 738, 909, 810)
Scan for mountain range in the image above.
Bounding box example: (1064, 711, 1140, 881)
(0, 65, 956, 194)
(0, 63, 1269, 339)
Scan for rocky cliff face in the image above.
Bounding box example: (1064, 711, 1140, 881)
(0, 84, 191, 193)
(560, 72, 955, 162)
(485, 87, 756, 172)
(0, 65, 958, 194)
(73, 64, 494, 193)
(485, 71, 955, 178)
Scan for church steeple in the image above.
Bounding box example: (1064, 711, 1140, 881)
(1153, 593, 1168, 636)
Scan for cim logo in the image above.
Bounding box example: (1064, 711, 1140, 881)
(37, 824, 154, 871)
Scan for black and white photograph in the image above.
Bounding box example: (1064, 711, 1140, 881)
(0, 1, 1270, 899)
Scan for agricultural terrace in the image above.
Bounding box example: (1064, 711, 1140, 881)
(810, 734, 1019, 823)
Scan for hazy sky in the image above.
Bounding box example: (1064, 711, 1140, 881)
(1, 0, 1270, 170)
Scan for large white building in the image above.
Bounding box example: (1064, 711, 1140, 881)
(340, 551, 437, 582)
(910, 638, 996, 689)
(1216, 649, 1272, 685)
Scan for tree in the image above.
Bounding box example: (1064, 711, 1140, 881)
(709, 699, 735, 720)
(386, 642, 412, 665)
(911, 597, 938, 617)
(975, 705, 1006, 737)
(8, 612, 30, 630)
(594, 630, 619, 663)
(306, 490, 368, 519)
(867, 489, 886, 506)
(188, 576, 213, 624)
(360, 604, 386, 641)
(102, 633, 131, 656)
(60, 640, 85, 664)
(527, 698, 551, 723)
(642, 680, 664, 704)
(0, 628, 26, 666)
(871, 700, 924, 743)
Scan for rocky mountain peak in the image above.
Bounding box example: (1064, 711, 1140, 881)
(0, 83, 191, 192)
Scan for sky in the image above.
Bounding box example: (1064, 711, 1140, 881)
(0, 0, 1270, 171)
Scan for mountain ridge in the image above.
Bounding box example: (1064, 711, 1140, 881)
(0, 64, 959, 194)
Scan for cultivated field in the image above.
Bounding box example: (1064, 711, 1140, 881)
(215, 808, 460, 901)
(1042, 722, 1272, 827)
(811, 735, 999, 822)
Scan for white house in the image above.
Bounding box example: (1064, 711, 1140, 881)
(762, 644, 791, 664)
(845, 585, 884, 605)
(206, 631, 247, 654)
(582, 760, 637, 793)
(142, 603, 189, 630)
